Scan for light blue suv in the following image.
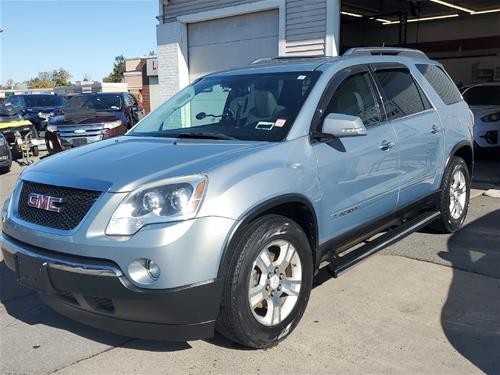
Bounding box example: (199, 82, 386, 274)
(1, 48, 473, 348)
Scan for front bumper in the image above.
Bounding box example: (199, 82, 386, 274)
(473, 122, 500, 148)
(1, 233, 224, 341)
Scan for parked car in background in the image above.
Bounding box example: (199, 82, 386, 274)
(3, 94, 64, 132)
(0, 104, 40, 156)
(45, 92, 144, 154)
(462, 83, 500, 151)
(1, 48, 473, 349)
(0, 133, 12, 174)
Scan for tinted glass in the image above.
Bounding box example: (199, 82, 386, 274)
(64, 94, 123, 112)
(376, 69, 428, 120)
(130, 72, 321, 142)
(326, 72, 381, 126)
(417, 64, 462, 105)
(463, 86, 500, 106)
(24, 95, 64, 107)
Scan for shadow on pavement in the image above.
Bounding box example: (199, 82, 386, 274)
(440, 209, 500, 374)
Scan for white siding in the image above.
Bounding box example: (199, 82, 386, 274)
(285, 0, 326, 56)
(161, 0, 258, 22)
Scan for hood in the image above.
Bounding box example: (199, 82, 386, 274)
(22, 136, 270, 192)
(50, 113, 123, 125)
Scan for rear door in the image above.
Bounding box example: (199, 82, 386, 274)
(313, 65, 399, 242)
(371, 64, 443, 207)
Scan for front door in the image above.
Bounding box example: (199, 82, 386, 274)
(313, 66, 399, 244)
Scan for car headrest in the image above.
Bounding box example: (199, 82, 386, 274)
(254, 90, 279, 117)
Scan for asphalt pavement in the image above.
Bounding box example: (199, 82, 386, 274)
(1, 154, 499, 374)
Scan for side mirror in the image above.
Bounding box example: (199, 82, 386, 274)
(320, 113, 367, 138)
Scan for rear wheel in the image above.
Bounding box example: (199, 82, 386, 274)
(216, 215, 313, 348)
(431, 156, 470, 233)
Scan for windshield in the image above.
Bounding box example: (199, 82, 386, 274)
(130, 72, 321, 141)
(64, 94, 123, 112)
(463, 86, 500, 106)
(25, 95, 64, 107)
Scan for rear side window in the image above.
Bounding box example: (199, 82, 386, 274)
(375, 69, 431, 120)
(326, 72, 382, 126)
(416, 64, 462, 105)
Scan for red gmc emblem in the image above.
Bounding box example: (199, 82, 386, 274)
(27, 193, 63, 213)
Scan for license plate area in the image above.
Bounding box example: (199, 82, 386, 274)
(17, 256, 54, 293)
(73, 138, 87, 147)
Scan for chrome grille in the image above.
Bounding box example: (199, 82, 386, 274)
(17, 181, 101, 230)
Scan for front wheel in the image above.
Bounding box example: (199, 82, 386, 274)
(216, 215, 313, 348)
(431, 156, 470, 233)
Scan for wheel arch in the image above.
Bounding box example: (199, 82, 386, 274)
(217, 194, 319, 278)
(448, 141, 474, 178)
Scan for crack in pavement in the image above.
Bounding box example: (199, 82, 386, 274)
(49, 338, 136, 374)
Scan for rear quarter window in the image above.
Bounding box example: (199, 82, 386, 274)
(416, 64, 462, 105)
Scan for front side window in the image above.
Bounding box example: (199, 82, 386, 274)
(375, 69, 428, 120)
(130, 72, 321, 142)
(325, 72, 381, 126)
(463, 85, 500, 106)
(416, 64, 462, 105)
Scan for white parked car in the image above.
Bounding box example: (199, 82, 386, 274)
(462, 83, 500, 150)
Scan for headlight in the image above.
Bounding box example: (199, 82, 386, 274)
(46, 124, 57, 132)
(481, 112, 500, 123)
(106, 175, 207, 236)
(103, 120, 122, 130)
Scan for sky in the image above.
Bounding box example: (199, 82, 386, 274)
(0, 0, 158, 85)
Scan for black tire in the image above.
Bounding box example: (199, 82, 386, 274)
(430, 156, 470, 233)
(32, 146, 39, 157)
(0, 164, 11, 174)
(216, 215, 313, 348)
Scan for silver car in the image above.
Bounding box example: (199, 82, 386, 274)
(1, 48, 473, 348)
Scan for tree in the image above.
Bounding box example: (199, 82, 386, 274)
(6, 79, 14, 89)
(82, 73, 92, 82)
(52, 68, 72, 86)
(104, 55, 125, 83)
(29, 78, 54, 89)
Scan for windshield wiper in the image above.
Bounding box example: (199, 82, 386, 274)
(168, 132, 237, 140)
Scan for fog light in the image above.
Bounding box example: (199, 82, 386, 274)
(145, 259, 161, 280)
(128, 258, 161, 285)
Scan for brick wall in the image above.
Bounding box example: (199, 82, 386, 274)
(157, 22, 185, 101)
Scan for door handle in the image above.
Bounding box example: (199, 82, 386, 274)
(379, 140, 395, 151)
(431, 124, 441, 134)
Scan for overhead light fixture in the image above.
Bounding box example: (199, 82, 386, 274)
(430, 1, 500, 15)
(341, 11, 363, 18)
(430, 0, 474, 14)
(472, 8, 500, 15)
(382, 13, 459, 25)
(375, 18, 392, 24)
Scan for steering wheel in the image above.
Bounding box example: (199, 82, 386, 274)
(221, 107, 236, 125)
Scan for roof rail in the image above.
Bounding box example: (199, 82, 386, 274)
(343, 47, 428, 59)
(249, 55, 330, 65)
(250, 57, 274, 64)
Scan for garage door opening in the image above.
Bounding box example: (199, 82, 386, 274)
(339, 0, 500, 87)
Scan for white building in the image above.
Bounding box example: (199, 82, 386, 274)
(156, 0, 500, 101)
